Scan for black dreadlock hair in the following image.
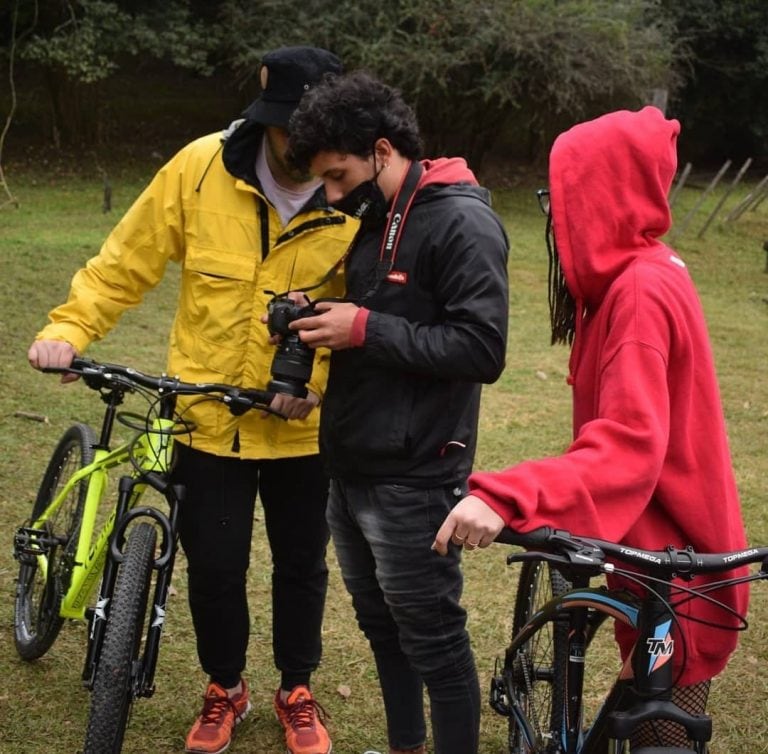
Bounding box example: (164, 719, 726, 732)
(546, 213, 577, 346)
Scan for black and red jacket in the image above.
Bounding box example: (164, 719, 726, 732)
(319, 158, 509, 486)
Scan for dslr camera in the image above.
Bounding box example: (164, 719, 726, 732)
(266, 295, 317, 398)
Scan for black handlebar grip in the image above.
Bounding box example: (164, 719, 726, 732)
(495, 526, 553, 547)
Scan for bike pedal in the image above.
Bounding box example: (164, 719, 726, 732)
(13, 526, 51, 562)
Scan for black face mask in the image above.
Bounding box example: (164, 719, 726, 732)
(332, 165, 387, 225)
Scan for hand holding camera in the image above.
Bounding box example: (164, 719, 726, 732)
(266, 294, 318, 398)
(288, 300, 360, 350)
(265, 292, 360, 399)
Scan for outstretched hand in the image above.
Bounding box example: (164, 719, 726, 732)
(432, 494, 506, 555)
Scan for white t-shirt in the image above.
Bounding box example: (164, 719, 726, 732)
(255, 137, 322, 226)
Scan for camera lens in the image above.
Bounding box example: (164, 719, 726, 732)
(265, 296, 317, 398)
(268, 334, 314, 398)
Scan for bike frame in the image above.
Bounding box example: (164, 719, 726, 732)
(29, 382, 180, 695)
(31, 410, 174, 621)
(14, 358, 277, 750)
(504, 578, 711, 753)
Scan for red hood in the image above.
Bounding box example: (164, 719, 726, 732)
(417, 157, 479, 189)
(549, 106, 680, 311)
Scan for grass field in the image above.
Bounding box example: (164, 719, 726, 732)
(0, 158, 767, 753)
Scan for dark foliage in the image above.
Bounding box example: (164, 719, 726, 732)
(1, 0, 766, 170)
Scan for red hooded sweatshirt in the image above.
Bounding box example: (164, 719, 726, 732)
(469, 107, 748, 685)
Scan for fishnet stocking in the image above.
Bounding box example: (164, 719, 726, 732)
(630, 680, 710, 749)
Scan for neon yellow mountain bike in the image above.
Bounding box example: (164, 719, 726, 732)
(13, 358, 276, 753)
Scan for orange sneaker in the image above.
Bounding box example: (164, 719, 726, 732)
(274, 685, 331, 754)
(185, 680, 252, 754)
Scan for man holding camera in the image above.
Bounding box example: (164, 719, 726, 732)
(27, 47, 357, 754)
(288, 72, 509, 754)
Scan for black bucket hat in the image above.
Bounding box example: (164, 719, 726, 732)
(241, 46, 343, 128)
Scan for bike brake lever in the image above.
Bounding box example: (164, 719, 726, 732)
(506, 550, 572, 567)
(506, 542, 605, 573)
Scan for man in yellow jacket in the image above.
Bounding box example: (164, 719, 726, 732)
(27, 46, 357, 754)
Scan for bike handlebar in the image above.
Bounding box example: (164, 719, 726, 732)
(43, 358, 276, 416)
(496, 526, 768, 578)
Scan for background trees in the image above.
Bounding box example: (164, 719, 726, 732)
(1, 0, 766, 173)
(219, 0, 679, 169)
(5, 0, 214, 146)
(659, 0, 768, 165)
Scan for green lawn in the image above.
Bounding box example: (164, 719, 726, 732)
(0, 160, 766, 753)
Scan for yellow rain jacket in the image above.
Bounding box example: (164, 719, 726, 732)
(37, 123, 358, 459)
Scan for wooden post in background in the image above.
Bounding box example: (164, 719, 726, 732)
(697, 158, 752, 238)
(650, 88, 669, 115)
(725, 174, 768, 222)
(669, 162, 692, 208)
(669, 160, 731, 240)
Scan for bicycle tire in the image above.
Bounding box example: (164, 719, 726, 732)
(506, 561, 571, 753)
(14, 423, 96, 660)
(82, 521, 157, 754)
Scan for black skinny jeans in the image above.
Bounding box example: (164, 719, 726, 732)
(327, 478, 481, 754)
(173, 444, 330, 690)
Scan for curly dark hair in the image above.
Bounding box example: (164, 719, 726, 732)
(288, 71, 422, 172)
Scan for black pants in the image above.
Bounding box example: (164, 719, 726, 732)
(173, 444, 330, 690)
(327, 479, 481, 754)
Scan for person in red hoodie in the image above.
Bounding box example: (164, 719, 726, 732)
(433, 106, 748, 748)
(288, 72, 509, 754)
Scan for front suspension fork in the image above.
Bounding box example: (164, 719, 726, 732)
(82, 477, 183, 696)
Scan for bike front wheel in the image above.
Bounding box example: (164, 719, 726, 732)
(14, 423, 96, 660)
(506, 561, 571, 754)
(82, 521, 157, 754)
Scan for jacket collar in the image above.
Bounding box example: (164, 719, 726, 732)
(221, 119, 330, 211)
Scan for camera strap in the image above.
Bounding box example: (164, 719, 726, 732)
(357, 159, 423, 304)
(266, 159, 424, 304)
(267, 241, 348, 301)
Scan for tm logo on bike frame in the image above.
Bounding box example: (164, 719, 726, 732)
(647, 619, 674, 674)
